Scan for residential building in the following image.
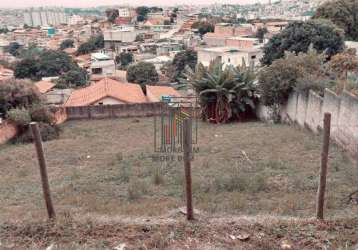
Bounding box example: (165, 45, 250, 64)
(144, 56, 173, 71)
(118, 7, 131, 17)
(203, 23, 254, 47)
(252, 21, 289, 34)
(346, 41, 358, 51)
(103, 27, 139, 50)
(225, 37, 262, 49)
(23, 8, 68, 27)
(156, 42, 183, 56)
(90, 53, 116, 76)
(65, 78, 147, 106)
(35, 80, 56, 94)
(68, 15, 85, 26)
(197, 47, 263, 68)
(146, 85, 182, 102)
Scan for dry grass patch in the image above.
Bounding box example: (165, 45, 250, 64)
(0, 118, 357, 221)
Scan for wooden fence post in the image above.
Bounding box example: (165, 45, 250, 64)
(316, 113, 331, 220)
(30, 122, 56, 220)
(183, 118, 194, 220)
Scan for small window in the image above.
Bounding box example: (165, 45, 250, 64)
(92, 68, 102, 74)
(98, 102, 103, 105)
(251, 55, 256, 59)
(228, 58, 231, 63)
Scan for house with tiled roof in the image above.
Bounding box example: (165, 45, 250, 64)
(35, 80, 56, 94)
(65, 78, 147, 107)
(146, 85, 181, 102)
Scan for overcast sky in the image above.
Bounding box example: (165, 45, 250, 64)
(0, 0, 268, 9)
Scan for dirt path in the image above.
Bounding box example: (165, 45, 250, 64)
(1, 211, 357, 250)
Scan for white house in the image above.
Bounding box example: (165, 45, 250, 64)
(197, 47, 263, 68)
(90, 53, 115, 76)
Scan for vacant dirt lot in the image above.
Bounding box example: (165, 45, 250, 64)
(1, 215, 357, 249)
(0, 118, 357, 223)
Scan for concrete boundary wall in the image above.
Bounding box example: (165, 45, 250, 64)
(0, 102, 166, 144)
(0, 121, 17, 144)
(259, 89, 358, 157)
(65, 102, 165, 120)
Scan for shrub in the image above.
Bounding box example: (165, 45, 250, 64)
(13, 122, 60, 143)
(30, 105, 55, 125)
(259, 50, 329, 107)
(0, 78, 41, 116)
(127, 178, 148, 200)
(7, 108, 31, 127)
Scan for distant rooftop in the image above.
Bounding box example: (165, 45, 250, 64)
(198, 46, 261, 53)
(91, 53, 111, 61)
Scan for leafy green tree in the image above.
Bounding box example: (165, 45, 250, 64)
(105, 8, 119, 23)
(136, 6, 150, 19)
(182, 61, 257, 123)
(261, 20, 345, 65)
(18, 43, 42, 59)
(60, 39, 75, 50)
(14, 58, 39, 79)
(258, 50, 331, 120)
(7, 42, 21, 57)
(127, 62, 159, 91)
(56, 68, 88, 88)
(255, 27, 268, 43)
(36, 50, 78, 77)
(191, 21, 215, 36)
(115, 52, 134, 69)
(0, 28, 9, 34)
(76, 34, 104, 55)
(14, 49, 82, 80)
(313, 0, 358, 41)
(0, 79, 41, 116)
(137, 15, 145, 22)
(166, 49, 197, 82)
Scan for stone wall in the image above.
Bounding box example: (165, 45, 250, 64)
(258, 89, 358, 157)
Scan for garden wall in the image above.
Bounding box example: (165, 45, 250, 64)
(65, 102, 165, 120)
(0, 103, 166, 144)
(0, 121, 17, 144)
(258, 89, 358, 157)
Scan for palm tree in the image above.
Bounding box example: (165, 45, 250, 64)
(182, 59, 257, 123)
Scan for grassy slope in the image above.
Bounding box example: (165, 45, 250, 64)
(0, 118, 357, 222)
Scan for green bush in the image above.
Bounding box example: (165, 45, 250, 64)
(258, 50, 329, 107)
(13, 122, 60, 144)
(30, 105, 55, 124)
(7, 108, 31, 126)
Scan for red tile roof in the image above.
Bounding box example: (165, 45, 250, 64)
(35, 80, 56, 94)
(146, 85, 181, 102)
(65, 78, 147, 107)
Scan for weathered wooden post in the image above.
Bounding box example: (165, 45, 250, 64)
(316, 113, 331, 220)
(30, 122, 56, 220)
(183, 118, 194, 220)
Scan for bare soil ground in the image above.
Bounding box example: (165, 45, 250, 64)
(0, 117, 357, 249)
(1, 214, 357, 249)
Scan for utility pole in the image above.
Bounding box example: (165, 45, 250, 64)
(183, 118, 194, 220)
(30, 122, 56, 220)
(316, 113, 331, 220)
